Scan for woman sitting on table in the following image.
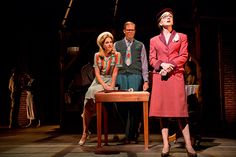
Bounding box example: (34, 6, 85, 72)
(78, 31, 122, 146)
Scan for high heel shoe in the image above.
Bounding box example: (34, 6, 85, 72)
(161, 151, 169, 157)
(161, 144, 171, 157)
(78, 133, 88, 146)
(186, 146, 197, 157)
(186, 150, 197, 157)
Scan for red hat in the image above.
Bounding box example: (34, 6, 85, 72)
(156, 8, 174, 21)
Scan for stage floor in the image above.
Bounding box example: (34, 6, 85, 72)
(0, 125, 236, 157)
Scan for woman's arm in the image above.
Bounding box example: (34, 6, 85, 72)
(110, 51, 121, 88)
(94, 67, 114, 90)
(9, 77, 14, 92)
(110, 66, 118, 88)
(149, 37, 162, 72)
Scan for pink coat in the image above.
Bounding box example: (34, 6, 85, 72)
(149, 31, 189, 117)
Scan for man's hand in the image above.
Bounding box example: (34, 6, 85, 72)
(143, 82, 149, 91)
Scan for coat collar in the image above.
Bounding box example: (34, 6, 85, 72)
(159, 30, 177, 45)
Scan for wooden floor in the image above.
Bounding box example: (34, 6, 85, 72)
(0, 125, 236, 157)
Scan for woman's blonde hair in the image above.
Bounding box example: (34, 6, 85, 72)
(96, 31, 114, 57)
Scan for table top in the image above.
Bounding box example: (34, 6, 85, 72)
(95, 91, 150, 102)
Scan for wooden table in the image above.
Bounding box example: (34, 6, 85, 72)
(95, 91, 150, 150)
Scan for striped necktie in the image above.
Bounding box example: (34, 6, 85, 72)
(125, 41, 132, 66)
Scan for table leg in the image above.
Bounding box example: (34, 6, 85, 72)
(96, 102, 102, 148)
(143, 101, 149, 150)
(103, 105, 108, 145)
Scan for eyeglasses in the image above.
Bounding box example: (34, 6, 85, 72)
(125, 29, 135, 32)
(161, 14, 173, 19)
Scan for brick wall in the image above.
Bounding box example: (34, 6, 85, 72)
(223, 48, 236, 126)
(18, 90, 28, 126)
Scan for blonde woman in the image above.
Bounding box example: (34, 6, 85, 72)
(78, 31, 122, 146)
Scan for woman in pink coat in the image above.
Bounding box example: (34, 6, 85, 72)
(149, 8, 197, 157)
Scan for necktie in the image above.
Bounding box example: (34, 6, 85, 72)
(125, 41, 132, 66)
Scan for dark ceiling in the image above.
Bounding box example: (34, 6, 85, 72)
(64, 0, 234, 29)
(2, 0, 235, 70)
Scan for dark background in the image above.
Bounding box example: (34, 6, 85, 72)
(0, 0, 235, 135)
